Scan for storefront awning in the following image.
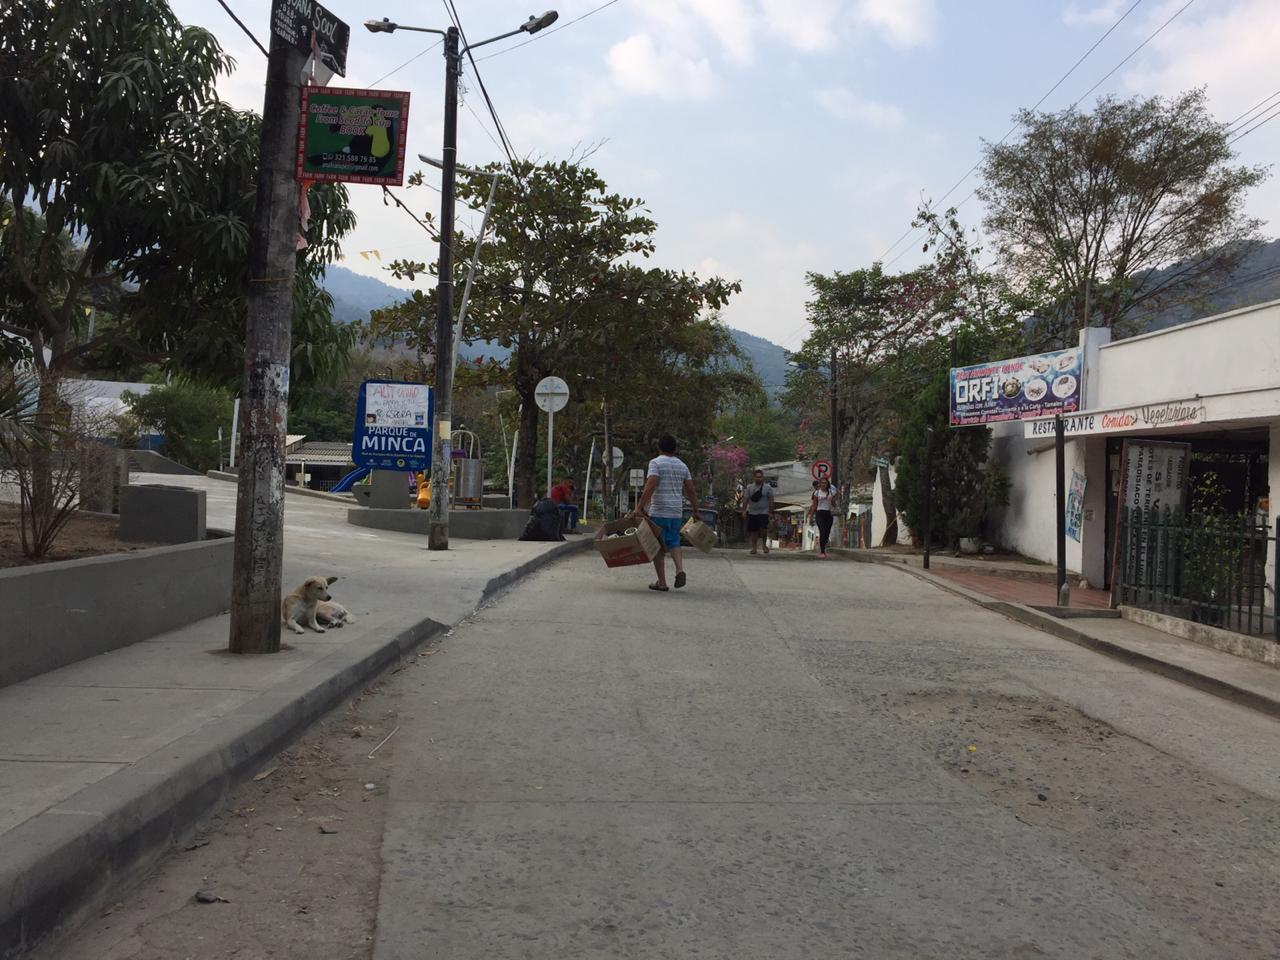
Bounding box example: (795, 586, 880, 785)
(1022, 386, 1280, 439)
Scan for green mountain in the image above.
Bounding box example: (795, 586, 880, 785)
(320, 265, 792, 389)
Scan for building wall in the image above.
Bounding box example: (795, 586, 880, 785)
(1092, 301, 1280, 410)
(988, 424, 1085, 574)
(1270, 421, 1279, 613)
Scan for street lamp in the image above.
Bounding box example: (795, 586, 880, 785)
(365, 11, 558, 550)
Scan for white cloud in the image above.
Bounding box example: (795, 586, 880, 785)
(760, 0, 843, 52)
(1062, 1, 1128, 27)
(814, 86, 906, 127)
(607, 33, 720, 100)
(853, 0, 937, 48)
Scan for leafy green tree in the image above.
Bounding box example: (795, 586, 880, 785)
(373, 160, 742, 506)
(0, 0, 358, 396)
(894, 372, 1009, 549)
(122, 381, 233, 472)
(979, 90, 1267, 346)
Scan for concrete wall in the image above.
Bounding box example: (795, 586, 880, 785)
(1270, 421, 1279, 616)
(0, 533, 233, 688)
(347, 508, 530, 540)
(870, 466, 912, 547)
(987, 425, 1086, 575)
(1092, 301, 1280, 410)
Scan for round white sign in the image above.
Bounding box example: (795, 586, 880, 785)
(611, 446, 624, 469)
(534, 375, 569, 413)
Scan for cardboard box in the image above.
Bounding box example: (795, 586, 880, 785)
(680, 517, 716, 554)
(593, 517, 662, 568)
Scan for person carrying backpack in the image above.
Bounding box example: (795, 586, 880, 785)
(741, 468, 774, 556)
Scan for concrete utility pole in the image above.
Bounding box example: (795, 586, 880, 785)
(829, 347, 839, 489)
(229, 34, 305, 654)
(428, 25, 460, 551)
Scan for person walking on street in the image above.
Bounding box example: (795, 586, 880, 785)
(741, 468, 774, 556)
(634, 434, 697, 591)
(809, 476, 839, 559)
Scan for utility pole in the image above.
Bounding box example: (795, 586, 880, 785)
(228, 33, 306, 655)
(829, 347, 839, 489)
(602, 399, 614, 520)
(428, 25, 460, 551)
(1055, 414, 1069, 606)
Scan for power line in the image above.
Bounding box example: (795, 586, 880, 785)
(473, 0, 624, 63)
(371, 38, 443, 87)
(875, 0, 1148, 266)
(1226, 88, 1280, 130)
(1068, 0, 1195, 108)
(214, 0, 269, 58)
(442, 0, 522, 170)
(1229, 101, 1280, 144)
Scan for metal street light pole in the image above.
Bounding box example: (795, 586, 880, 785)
(365, 11, 558, 550)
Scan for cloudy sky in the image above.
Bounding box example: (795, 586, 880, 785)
(174, 0, 1280, 350)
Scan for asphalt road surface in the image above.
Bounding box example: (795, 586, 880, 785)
(46, 550, 1280, 959)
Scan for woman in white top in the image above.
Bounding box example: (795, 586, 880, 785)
(808, 477, 839, 559)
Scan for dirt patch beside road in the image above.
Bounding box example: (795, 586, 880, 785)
(34, 650, 441, 960)
(0, 503, 164, 567)
(894, 689, 1280, 958)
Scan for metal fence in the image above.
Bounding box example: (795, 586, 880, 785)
(1117, 505, 1278, 640)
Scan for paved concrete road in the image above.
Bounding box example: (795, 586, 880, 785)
(373, 550, 1280, 960)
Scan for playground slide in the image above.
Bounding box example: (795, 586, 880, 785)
(330, 467, 369, 493)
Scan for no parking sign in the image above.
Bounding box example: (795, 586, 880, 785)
(811, 460, 833, 482)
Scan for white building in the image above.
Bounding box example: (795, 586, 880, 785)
(986, 299, 1279, 598)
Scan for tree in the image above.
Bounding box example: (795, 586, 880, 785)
(979, 90, 1267, 347)
(373, 160, 742, 506)
(0, 0, 358, 395)
(894, 372, 1009, 550)
(121, 381, 233, 472)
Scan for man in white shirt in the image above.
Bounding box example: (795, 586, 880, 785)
(634, 434, 697, 591)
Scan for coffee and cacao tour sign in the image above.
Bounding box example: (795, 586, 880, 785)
(271, 0, 349, 76)
(296, 87, 411, 185)
(950, 347, 1082, 426)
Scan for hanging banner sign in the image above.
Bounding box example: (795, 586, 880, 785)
(950, 347, 1082, 426)
(1066, 470, 1086, 542)
(296, 87, 411, 185)
(352, 380, 433, 471)
(1109, 439, 1191, 599)
(271, 0, 349, 77)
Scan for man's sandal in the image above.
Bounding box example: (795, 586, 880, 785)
(648, 582, 669, 592)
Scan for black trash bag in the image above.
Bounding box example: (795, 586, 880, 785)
(518, 498, 565, 541)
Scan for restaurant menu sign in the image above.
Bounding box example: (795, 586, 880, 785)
(296, 87, 411, 185)
(950, 347, 1083, 426)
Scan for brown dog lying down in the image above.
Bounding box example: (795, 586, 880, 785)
(281, 575, 357, 635)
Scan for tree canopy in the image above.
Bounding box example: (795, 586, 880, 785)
(0, 0, 357, 389)
(979, 90, 1267, 346)
(372, 159, 748, 506)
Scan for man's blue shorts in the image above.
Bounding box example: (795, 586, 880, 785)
(651, 516, 683, 550)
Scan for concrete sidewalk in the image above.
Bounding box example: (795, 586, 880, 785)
(856, 553, 1280, 722)
(0, 474, 586, 958)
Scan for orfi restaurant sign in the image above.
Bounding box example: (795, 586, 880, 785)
(950, 348, 1082, 426)
(296, 87, 411, 186)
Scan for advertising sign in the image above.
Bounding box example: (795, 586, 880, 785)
(1109, 439, 1191, 599)
(296, 87, 411, 185)
(950, 347, 1082, 426)
(352, 380, 433, 471)
(1066, 470, 1086, 542)
(271, 0, 349, 76)
(1023, 398, 1209, 439)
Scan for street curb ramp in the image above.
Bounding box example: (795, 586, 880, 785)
(0, 537, 589, 959)
(858, 555, 1280, 723)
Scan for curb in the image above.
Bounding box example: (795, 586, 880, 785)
(0, 539, 588, 959)
(830, 546, 1064, 584)
(872, 559, 1280, 723)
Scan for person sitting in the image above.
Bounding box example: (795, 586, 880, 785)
(549, 476, 580, 532)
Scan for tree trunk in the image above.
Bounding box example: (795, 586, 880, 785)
(878, 463, 897, 547)
(515, 388, 538, 508)
(29, 369, 60, 523)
